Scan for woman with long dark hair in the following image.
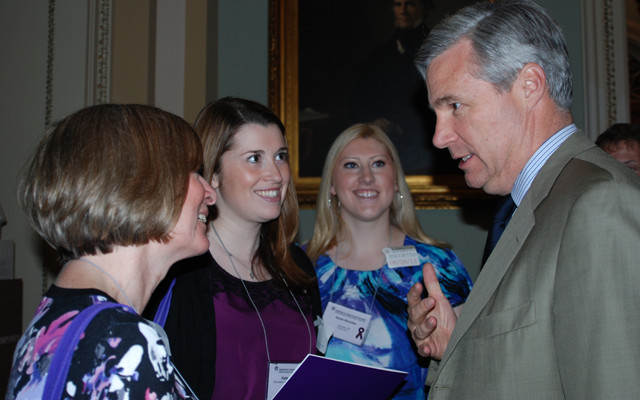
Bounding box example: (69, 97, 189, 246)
(149, 97, 321, 400)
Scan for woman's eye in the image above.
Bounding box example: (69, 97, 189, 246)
(373, 160, 386, 167)
(344, 162, 358, 169)
(248, 154, 260, 163)
(276, 152, 288, 161)
(452, 102, 461, 111)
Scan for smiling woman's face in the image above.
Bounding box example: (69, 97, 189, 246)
(212, 123, 290, 226)
(330, 138, 398, 225)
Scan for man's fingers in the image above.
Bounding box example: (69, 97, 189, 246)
(422, 262, 445, 299)
(407, 281, 424, 307)
(412, 313, 436, 342)
(419, 344, 433, 358)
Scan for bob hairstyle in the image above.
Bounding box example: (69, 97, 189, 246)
(20, 104, 203, 262)
(194, 97, 309, 289)
(306, 123, 448, 263)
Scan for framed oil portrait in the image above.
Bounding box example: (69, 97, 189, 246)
(268, 0, 493, 209)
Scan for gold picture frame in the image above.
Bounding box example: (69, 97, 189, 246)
(268, 0, 493, 209)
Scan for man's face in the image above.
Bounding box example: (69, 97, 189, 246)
(394, 0, 424, 29)
(427, 39, 529, 195)
(604, 141, 640, 176)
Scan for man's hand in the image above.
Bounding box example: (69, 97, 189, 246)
(407, 263, 458, 360)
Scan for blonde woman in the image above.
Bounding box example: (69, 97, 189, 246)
(306, 123, 472, 400)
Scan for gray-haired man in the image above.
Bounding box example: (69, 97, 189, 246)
(407, 1, 640, 398)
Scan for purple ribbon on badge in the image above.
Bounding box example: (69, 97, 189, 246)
(356, 327, 364, 339)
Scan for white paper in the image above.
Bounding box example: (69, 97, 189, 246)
(267, 362, 299, 400)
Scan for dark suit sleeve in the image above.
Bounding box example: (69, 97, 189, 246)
(553, 178, 640, 399)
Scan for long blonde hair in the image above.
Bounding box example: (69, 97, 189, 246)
(306, 123, 448, 263)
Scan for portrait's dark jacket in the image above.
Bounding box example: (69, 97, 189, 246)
(144, 244, 322, 400)
(349, 23, 454, 174)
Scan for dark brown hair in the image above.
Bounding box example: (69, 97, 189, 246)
(194, 97, 310, 289)
(20, 104, 202, 262)
(596, 123, 640, 150)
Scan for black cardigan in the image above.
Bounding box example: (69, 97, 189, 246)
(144, 244, 322, 400)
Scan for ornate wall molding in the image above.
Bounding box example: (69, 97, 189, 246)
(86, 0, 112, 105)
(582, 0, 629, 140)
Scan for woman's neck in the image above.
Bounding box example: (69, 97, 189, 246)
(208, 217, 261, 259)
(55, 246, 164, 313)
(331, 217, 405, 271)
(208, 217, 269, 281)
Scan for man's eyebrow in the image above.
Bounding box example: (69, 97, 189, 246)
(432, 95, 460, 109)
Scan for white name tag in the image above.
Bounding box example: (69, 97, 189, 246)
(322, 301, 372, 346)
(315, 316, 333, 354)
(267, 362, 299, 400)
(383, 246, 420, 268)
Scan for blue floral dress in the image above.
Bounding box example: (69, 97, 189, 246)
(314, 236, 473, 400)
(6, 285, 195, 400)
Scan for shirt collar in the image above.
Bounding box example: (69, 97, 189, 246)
(511, 124, 577, 206)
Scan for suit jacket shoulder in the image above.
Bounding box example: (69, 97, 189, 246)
(429, 130, 640, 399)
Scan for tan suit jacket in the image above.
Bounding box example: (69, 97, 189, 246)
(427, 130, 640, 399)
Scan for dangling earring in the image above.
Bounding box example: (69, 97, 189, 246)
(328, 197, 332, 206)
(338, 200, 341, 210)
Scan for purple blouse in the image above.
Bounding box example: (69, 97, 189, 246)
(210, 259, 316, 400)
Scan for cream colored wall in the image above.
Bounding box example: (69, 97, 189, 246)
(184, 0, 209, 122)
(111, 0, 208, 123)
(0, 2, 50, 330)
(111, 0, 152, 104)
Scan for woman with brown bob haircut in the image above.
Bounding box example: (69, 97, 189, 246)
(146, 97, 321, 400)
(7, 104, 216, 399)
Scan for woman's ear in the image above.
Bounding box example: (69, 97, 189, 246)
(211, 174, 220, 190)
(330, 185, 336, 196)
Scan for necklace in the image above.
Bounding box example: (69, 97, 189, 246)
(79, 257, 138, 314)
(230, 254, 255, 280)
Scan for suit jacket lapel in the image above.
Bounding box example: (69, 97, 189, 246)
(432, 130, 596, 377)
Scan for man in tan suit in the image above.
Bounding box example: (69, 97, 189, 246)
(407, 1, 640, 398)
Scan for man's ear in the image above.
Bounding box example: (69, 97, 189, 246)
(520, 63, 546, 107)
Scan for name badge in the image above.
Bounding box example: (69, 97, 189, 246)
(382, 246, 420, 268)
(323, 301, 372, 346)
(383, 246, 420, 268)
(267, 362, 299, 400)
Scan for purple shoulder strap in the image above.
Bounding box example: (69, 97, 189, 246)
(153, 278, 176, 328)
(43, 301, 136, 400)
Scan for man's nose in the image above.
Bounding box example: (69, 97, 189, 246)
(432, 116, 455, 150)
